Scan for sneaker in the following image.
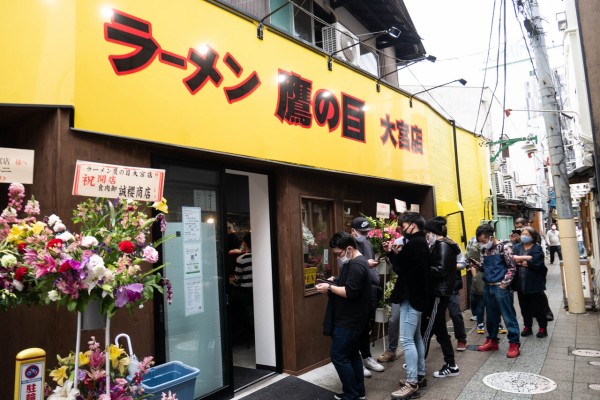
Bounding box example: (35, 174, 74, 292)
(477, 323, 485, 334)
(334, 394, 365, 400)
(469, 315, 477, 321)
(363, 356, 384, 372)
(477, 338, 499, 352)
(417, 375, 428, 391)
(546, 311, 554, 321)
(456, 340, 467, 352)
(391, 382, 419, 399)
(521, 327, 532, 337)
(536, 327, 548, 338)
(377, 349, 398, 363)
(507, 342, 520, 358)
(499, 325, 507, 334)
(363, 366, 372, 378)
(433, 363, 460, 378)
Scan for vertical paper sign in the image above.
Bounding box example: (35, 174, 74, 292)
(410, 204, 420, 213)
(0, 147, 34, 184)
(376, 203, 391, 219)
(395, 199, 407, 213)
(182, 206, 203, 316)
(72, 161, 165, 201)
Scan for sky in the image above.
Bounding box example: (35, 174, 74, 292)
(401, 0, 565, 89)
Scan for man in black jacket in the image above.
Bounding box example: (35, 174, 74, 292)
(421, 217, 461, 378)
(387, 212, 431, 400)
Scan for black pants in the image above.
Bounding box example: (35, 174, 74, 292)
(517, 291, 548, 329)
(549, 245, 562, 263)
(448, 293, 466, 341)
(421, 296, 455, 365)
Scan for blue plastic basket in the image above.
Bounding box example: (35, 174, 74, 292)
(140, 361, 200, 400)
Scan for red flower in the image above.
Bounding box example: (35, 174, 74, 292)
(46, 238, 63, 250)
(118, 241, 135, 254)
(14, 267, 28, 282)
(17, 243, 26, 254)
(58, 261, 72, 273)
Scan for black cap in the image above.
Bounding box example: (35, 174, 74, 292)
(351, 217, 372, 232)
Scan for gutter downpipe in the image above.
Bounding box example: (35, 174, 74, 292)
(451, 119, 468, 248)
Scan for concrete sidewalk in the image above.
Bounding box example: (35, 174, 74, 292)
(238, 258, 600, 399)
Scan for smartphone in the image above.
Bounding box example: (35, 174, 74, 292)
(316, 278, 337, 286)
(468, 258, 481, 267)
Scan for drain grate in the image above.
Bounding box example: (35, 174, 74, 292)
(483, 372, 557, 394)
(572, 349, 600, 357)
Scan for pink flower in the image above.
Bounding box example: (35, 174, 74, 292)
(142, 246, 159, 263)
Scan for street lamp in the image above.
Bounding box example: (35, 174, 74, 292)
(408, 78, 467, 107)
(488, 135, 538, 222)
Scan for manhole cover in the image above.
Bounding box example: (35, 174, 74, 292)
(590, 384, 600, 391)
(483, 372, 557, 394)
(572, 349, 600, 357)
(590, 361, 600, 366)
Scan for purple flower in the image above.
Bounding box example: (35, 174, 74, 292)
(115, 283, 144, 307)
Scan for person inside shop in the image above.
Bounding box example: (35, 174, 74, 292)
(475, 224, 521, 358)
(231, 233, 253, 344)
(385, 212, 430, 399)
(421, 217, 461, 378)
(512, 226, 548, 338)
(316, 232, 371, 400)
(350, 217, 385, 377)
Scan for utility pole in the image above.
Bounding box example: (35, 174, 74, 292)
(525, 0, 585, 313)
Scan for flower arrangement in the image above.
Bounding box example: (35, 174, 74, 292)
(45, 336, 155, 400)
(363, 213, 401, 256)
(0, 183, 173, 316)
(378, 271, 397, 309)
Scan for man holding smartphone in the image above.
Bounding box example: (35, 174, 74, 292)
(316, 232, 371, 400)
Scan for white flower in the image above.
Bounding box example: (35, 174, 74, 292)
(1, 207, 17, 219)
(1, 254, 17, 268)
(56, 231, 74, 242)
(88, 254, 105, 269)
(48, 379, 80, 400)
(47, 214, 62, 227)
(53, 222, 67, 233)
(48, 290, 59, 301)
(81, 236, 99, 248)
(13, 280, 23, 291)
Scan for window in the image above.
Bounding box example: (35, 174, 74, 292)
(302, 198, 334, 293)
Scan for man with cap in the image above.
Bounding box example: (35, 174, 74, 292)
(350, 217, 385, 376)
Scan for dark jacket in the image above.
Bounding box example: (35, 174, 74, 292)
(429, 237, 461, 297)
(388, 231, 432, 312)
(512, 243, 547, 293)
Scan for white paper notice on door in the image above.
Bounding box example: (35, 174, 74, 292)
(182, 206, 201, 242)
(184, 277, 204, 316)
(184, 243, 202, 276)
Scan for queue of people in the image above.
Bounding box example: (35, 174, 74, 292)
(316, 213, 552, 400)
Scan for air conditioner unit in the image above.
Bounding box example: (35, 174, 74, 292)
(504, 178, 516, 199)
(494, 171, 505, 195)
(322, 22, 360, 66)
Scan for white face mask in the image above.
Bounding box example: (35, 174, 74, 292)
(427, 234, 436, 246)
(338, 248, 352, 264)
(481, 238, 494, 250)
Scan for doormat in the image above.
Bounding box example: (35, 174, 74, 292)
(239, 376, 335, 400)
(234, 366, 274, 391)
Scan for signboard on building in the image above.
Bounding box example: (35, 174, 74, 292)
(72, 161, 165, 201)
(0, 147, 34, 184)
(570, 183, 590, 199)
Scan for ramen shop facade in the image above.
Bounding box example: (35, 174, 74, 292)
(0, 1, 489, 399)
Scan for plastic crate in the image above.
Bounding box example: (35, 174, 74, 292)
(140, 361, 200, 400)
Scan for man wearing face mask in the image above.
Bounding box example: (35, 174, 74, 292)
(475, 224, 521, 358)
(350, 217, 385, 376)
(545, 224, 562, 264)
(386, 212, 431, 399)
(421, 216, 461, 378)
(316, 232, 371, 400)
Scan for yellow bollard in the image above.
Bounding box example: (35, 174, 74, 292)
(14, 348, 45, 400)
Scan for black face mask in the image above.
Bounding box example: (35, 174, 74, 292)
(402, 223, 415, 238)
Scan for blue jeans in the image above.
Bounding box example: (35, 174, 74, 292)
(471, 293, 485, 325)
(331, 325, 365, 400)
(483, 285, 520, 344)
(399, 300, 425, 384)
(387, 302, 400, 352)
